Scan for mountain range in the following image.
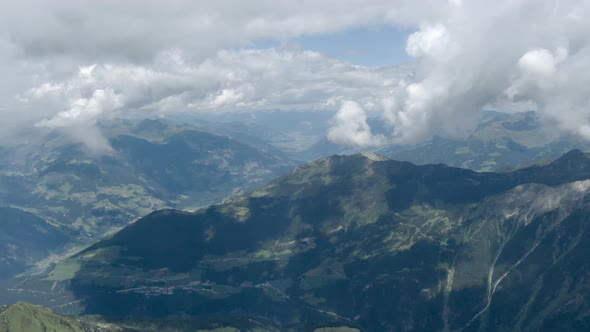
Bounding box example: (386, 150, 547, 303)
(3, 149, 590, 330)
(188, 110, 590, 172)
(0, 118, 295, 279)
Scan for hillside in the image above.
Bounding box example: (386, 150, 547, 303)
(0, 207, 70, 279)
(0, 118, 296, 279)
(0, 302, 113, 332)
(3, 150, 590, 330)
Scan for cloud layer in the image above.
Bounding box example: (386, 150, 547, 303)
(379, 0, 590, 144)
(2, 0, 590, 150)
(22, 49, 410, 150)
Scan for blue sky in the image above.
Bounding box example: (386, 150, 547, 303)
(255, 25, 413, 67)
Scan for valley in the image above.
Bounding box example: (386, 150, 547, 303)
(2, 149, 590, 330)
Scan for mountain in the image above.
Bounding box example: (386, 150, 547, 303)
(265, 110, 590, 171)
(0, 302, 113, 332)
(180, 110, 334, 157)
(0, 207, 70, 279)
(379, 111, 590, 171)
(0, 302, 358, 332)
(0, 118, 296, 279)
(14, 119, 295, 230)
(128, 111, 590, 173)
(4, 150, 590, 330)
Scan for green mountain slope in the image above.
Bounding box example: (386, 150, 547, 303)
(5, 150, 590, 330)
(0, 302, 114, 332)
(0, 302, 281, 332)
(0, 119, 296, 279)
(0, 207, 70, 279)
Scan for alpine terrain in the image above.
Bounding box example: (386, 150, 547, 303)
(2, 150, 590, 330)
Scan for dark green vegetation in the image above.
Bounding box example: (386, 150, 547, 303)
(0, 118, 295, 279)
(4, 150, 590, 330)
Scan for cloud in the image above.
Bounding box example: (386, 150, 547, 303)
(327, 101, 385, 146)
(518, 48, 562, 77)
(406, 24, 452, 58)
(373, 0, 590, 145)
(0, 0, 408, 62)
(23, 48, 410, 150)
(0, 1, 409, 148)
(2, 0, 590, 150)
(210, 89, 243, 108)
(35, 89, 122, 128)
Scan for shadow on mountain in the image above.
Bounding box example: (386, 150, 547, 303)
(46, 150, 590, 329)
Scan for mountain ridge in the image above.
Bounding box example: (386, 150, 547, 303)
(3, 150, 590, 330)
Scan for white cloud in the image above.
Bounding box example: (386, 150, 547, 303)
(0, 0, 408, 62)
(210, 89, 243, 108)
(375, 0, 590, 145)
(406, 24, 452, 58)
(518, 48, 564, 77)
(79, 64, 97, 78)
(327, 101, 385, 146)
(448, 0, 463, 7)
(23, 49, 411, 150)
(35, 89, 122, 128)
(2, 0, 590, 149)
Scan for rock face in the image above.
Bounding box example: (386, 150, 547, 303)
(5, 151, 590, 331)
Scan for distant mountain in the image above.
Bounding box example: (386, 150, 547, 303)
(379, 111, 590, 171)
(266, 110, 590, 171)
(0, 118, 296, 279)
(177, 110, 335, 159)
(6, 150, 590, 330)
(0, 207, 70, 279)
(1, 118, 296, 233)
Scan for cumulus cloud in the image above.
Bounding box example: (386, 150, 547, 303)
(211, 89, 244, 108)
(2, 0, 590, 149)
(23, 49, 410, 150)
(327, 101, 385, 146)
(406, 24, 452, 58)
(518, 48, 565, 77)
(373, 0, 590, 145)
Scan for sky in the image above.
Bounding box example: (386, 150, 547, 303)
(256, 25, 413, 67)
(1, 0, 590, 151)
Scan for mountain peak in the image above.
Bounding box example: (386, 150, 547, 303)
(545, 148, 590, 171)
(555, 148, 589, 162)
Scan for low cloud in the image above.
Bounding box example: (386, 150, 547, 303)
(24, 49, 410, 150)
(370, 0, 590, 145)
(327, 101, 385, 146)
